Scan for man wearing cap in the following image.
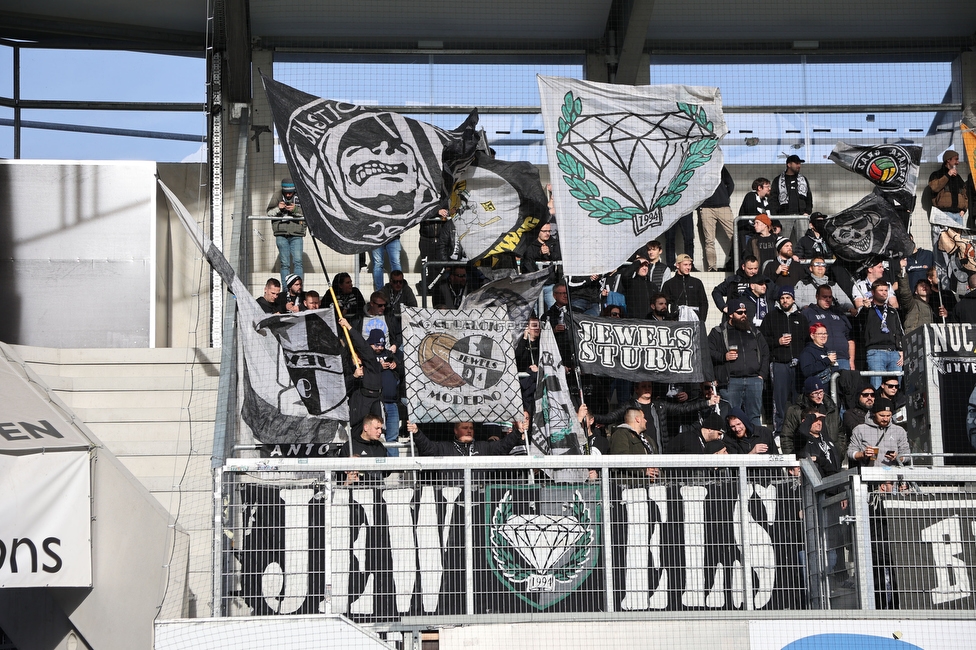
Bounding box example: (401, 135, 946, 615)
(796, 217, 832, 261)
(748, 213, 779, 267)
(740, 274, 771, 327)
(781, 376, 843, 458)
(275, 274, 305, 313)
(843, 384, 876, 443)
(365, 328, 403, 456)
(853, 259, 897, 310)
(661, 254, 709, 322)
(771, 155, 813, 216)
(708, 297, 769, 430)
(665, 412, 727, 454)
(761, 284, 809, 435)
(928, 150, 968, 225)
(848, 398, 909, 467)
(763, 238, 804, 288)
(267, 178, 306, 288)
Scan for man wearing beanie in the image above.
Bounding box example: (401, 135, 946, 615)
(763, 238, 804, 288)
(267, 178, 307, 288)
(748, 213, 779, 267)
(848, 397, 909, 467)
(275, 273, 305, 313)
(781, 375, 843, 458)
(760, 284, 809, 436)
(708, 296, 769, 430)
(666, 412, 726, 454)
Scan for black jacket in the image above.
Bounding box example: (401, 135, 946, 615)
(701, 167, 735, 208)
(760, 304, 809, 364)
(593, 397, 714, 453)
(662, 273, 709, 322)
(707, 321, 769, 386)
(953, 290, 976, 324)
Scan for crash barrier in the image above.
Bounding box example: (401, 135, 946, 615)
(216, 454, 976, 629)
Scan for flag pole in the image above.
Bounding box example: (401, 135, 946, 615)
(309, 235, 361, 368)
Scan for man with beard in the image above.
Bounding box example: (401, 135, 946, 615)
(858, 280, 905, 389)
(843, 384, 876, 444)
(380, 269, 418, 316)
(848, 398, 909, 467)
(275, 274, 305, 314)
(740, 275, 771, 328)
(724, 407, 777, 454)
(647, 293, 672, 322)
(708, 297, 769, 430)
(771, 154, 813, 216)
(763, 238, 805, 289)
(607, 408, 661, 480)
(761, 285, 809, 435)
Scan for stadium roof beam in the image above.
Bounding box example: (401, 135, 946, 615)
(614, 0, 654, 85)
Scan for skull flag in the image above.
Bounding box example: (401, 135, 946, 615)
(262, 75, 479, 254)
(828, 142, 922, 212)
(812, 192, 914, 262)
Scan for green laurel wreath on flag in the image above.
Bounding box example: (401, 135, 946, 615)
(555, 91, 718, 225)
(489, 490, 592, 583)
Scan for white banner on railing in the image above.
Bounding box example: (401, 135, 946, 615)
(0, 451, 91, 587)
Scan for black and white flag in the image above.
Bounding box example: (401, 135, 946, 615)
(402, 307, 521, 423)
(529, 327, 587, 460)
(812, 192, 914, 263)
(461, 268, 549, 344)
(158, 179, 346, 445)
(828, 142, 922, 212)
(262, 75, 479, 254)
(445, 151, 551, 261)
(574, 314, 709, 383)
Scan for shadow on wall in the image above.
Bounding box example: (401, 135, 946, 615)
(0, 165, 21, 344)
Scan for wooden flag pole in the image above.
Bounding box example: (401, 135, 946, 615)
(309, 236, 361, 368)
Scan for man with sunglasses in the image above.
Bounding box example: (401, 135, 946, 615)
(350, 291, 402, 353)
(794, 258, 855, 313)
(380, 269, 417, 316)
(843, 385, 876, 443)
(878, 378, 908, 425)
(708, 297, 769, 430)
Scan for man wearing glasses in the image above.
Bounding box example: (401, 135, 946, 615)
(794, 257, 855, 313)
(435, 266, 470, 309)
(843, 385, 876, 443)
(380, 269, 417, 315)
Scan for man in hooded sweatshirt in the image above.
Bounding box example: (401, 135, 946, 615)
(724, 407, 777, 454)
(665, 412, 727, 454)
(848, 398, 909, 468)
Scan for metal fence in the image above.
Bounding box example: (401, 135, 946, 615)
(217, 455, 976, 629)
(217, 455, 812, 622)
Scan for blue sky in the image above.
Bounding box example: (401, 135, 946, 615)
(0, 48, 959, 165)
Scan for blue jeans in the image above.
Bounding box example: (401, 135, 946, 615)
(371, 238, 403, 292)
(721, 376, 764, 431)
(276, 235, 304, 287)
(384, 401, 400, 457)
(866, 349, 900, 389)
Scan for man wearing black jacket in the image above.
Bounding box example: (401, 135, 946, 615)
(712, 256, 761, 314)
(591, 381, 720, 453)
(760, 285, 809, 435)
(344, 414, 390, 486)
(662, 254, 709, 322)
(698, 166, 735, 272)
(708, 297, 769, 430)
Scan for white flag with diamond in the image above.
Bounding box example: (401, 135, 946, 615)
(538, 75, 728, 276)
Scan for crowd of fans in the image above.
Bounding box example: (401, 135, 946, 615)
(259, 154, 976, 476)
